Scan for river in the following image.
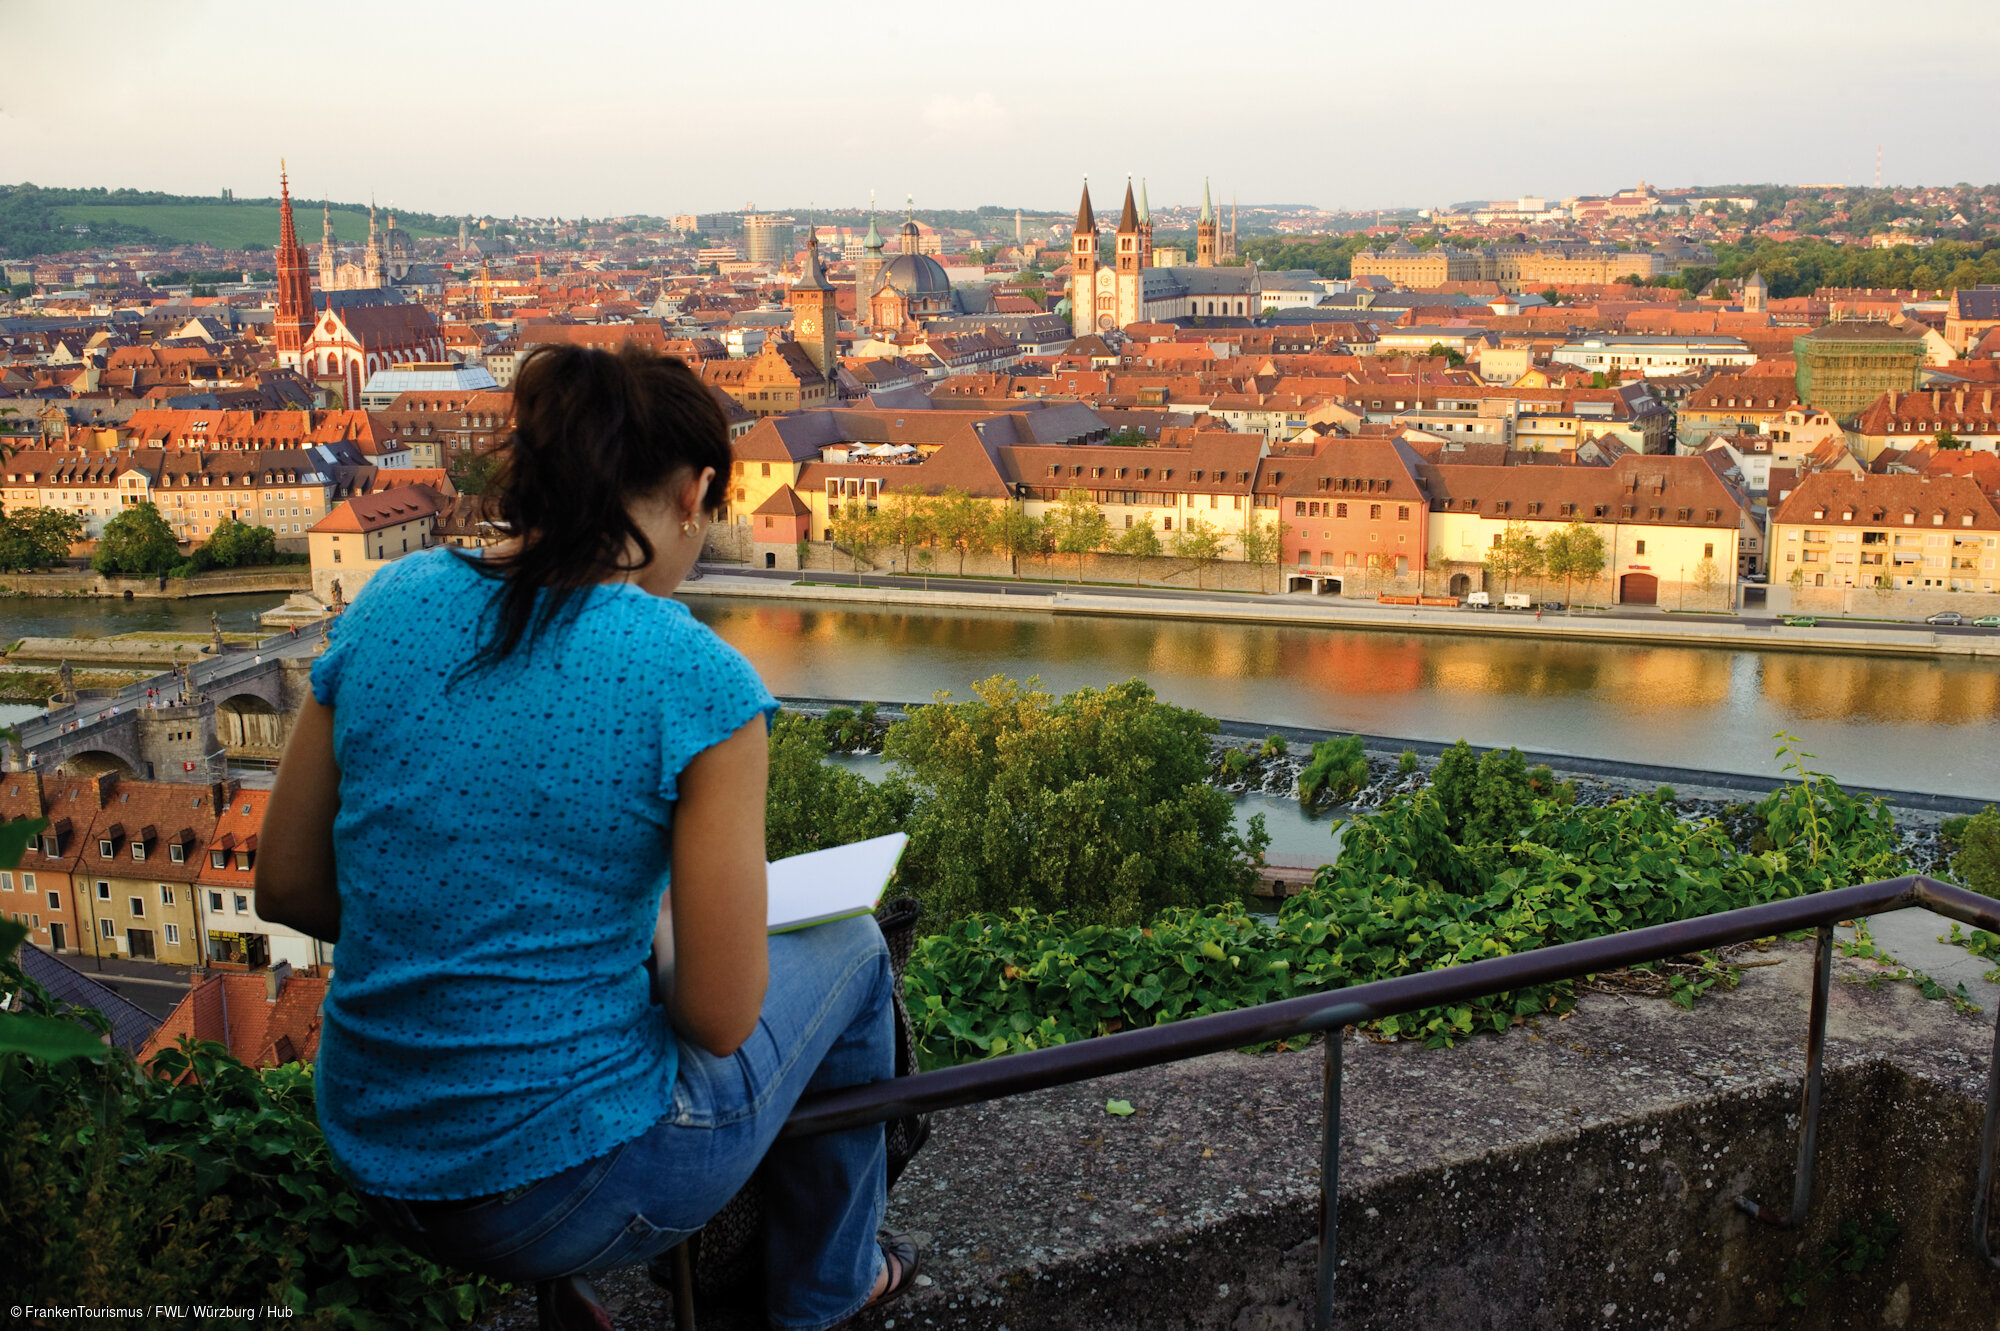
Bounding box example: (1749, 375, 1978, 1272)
(685, 597, 2000, 802)
(4, 591, 1995, 801)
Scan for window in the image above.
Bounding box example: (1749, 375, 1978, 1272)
(48, 892, 59, 911)
(0, 872, 9, 891)
(234, 894, 249, 914)
(1336, 503, 1348, 518)
(1635, 540, 1647, 555)
(210, 849, 227, 869)
(101, 918, 115, 940)
(760, 463, 771, 477)
(160, 885, 174, 906)
(132, 841, 145, 861)
(99, 838, 115, 858)
(129, 896, 145, 918)
(165, 924, 180, 947)
(96, 881, 110, 900)
(23, 874, 33, 891)
(1398, 506, 1410, 521)
(169, 842, 185, 864)
(1704, 543, 1714, 558)
(209, 891, 224, 913)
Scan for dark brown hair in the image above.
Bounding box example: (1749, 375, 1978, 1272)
(458, 342, 730, 672)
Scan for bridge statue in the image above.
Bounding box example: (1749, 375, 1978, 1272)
(58, 658, 76, 706)
(210, 611, 225, 656)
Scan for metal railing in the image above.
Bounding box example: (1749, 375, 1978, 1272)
(778, 875, 2000, 1329)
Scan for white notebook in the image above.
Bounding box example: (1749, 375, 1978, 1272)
(651, 834, 909, 1003)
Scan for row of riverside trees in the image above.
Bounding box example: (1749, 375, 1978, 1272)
(88, 501, 300, 578)
(820, 483, 1289, 591)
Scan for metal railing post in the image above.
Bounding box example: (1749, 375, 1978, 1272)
(1736, 922, 1833, 1227)
(1315, 1028, 1343, 1331)
(1974, 1001, 2000, 1269)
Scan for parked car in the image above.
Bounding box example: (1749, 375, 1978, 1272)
(1502, 593, 1532, 610)
(1924, 611, 1965, 626)
(1465, 592, 1493, 609)
(1539, 601, 1565, 612)
(1781, 615, 1817, 627)
(1975, 615, 2000, 629)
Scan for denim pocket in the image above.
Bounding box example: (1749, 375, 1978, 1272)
(568, 1211, 688, 1277)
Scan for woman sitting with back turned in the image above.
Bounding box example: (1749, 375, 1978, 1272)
(257, 344, 919, 1330)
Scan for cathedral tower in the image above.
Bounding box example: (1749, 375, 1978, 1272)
(363, 201, 384, 289)
(789, 230, 838, 378)
(856, 201, 887, 334)
(1196, 179, 1217, 268)
(273, 162, 316, 368)
(1069, 181, 1098, 338)
(318, 205, 336, 291)
(1138, 180, 1154, 269)
(1113, 180, 1142, 331)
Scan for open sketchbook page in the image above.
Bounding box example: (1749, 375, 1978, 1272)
(651, 833, 910, 1003)
(765, 832, 909, 932)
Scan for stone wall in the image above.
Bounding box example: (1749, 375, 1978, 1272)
(0, 568, 311, 599)
(1783, 582, 2000, 621)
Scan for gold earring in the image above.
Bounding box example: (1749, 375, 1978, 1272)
(682, 519, 699, 537)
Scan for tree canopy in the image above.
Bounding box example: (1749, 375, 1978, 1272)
(0, 504, 82, 572)
(89, 502, 179, 577)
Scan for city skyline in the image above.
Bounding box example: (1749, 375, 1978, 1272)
(3, 0, 1996, 220)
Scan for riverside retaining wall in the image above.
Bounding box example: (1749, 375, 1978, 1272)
(0, 568, 310, 599)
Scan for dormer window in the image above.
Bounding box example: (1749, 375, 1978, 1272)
(210, 848, 227, 869)
(235, 850, 253, 871)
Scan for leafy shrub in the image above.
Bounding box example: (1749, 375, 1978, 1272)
(883, 676, 1255, 928)
(1220, 748, 1251, 777)
(1948, 805, 2000, 898)
(764, 711, 912, 860)
(906, 755, 1909, 1064)
(0, 917, 500, 1330)
(1398, 750, 1420, 776)
(1260, 734, 1288, 758)
(1298, 735, 1369, 813)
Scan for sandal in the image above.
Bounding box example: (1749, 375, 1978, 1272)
(865, 1232, 922, 1311)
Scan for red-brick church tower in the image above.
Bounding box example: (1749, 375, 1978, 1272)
(273, 162, 316, 366)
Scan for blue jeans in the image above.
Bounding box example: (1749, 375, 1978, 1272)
(362, 914, 896, 1331)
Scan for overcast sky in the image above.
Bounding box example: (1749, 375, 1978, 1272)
(3, 0, 1994, 219)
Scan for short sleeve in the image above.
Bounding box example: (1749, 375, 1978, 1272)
(310, 614, 351, 707)
(658, 627, 778, 802)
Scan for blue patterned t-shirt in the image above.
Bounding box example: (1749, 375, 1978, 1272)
(310, 549, 776, 1199)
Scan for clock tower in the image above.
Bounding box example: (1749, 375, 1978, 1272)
(788, 229, 838, 379)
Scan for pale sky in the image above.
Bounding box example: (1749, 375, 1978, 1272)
(3, 0, 1994, 220)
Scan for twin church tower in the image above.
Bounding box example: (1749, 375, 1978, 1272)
(1070, 178, 1236, 337)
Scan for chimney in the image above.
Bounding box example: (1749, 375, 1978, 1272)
(209, 779, 235, 813)
(266, 959, 293, 1001)
(91, 771, 118, 808)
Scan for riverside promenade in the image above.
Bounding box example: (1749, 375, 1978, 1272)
(678, 571, 2000, 661)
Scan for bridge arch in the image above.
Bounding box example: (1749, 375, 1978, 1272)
(216, 693, 286, 754)
(59, 749, 135, 779)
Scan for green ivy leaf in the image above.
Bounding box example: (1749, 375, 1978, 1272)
(1105, 1098, 1136, 1117)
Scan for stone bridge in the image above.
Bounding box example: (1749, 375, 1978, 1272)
(5, 631, 323, 780)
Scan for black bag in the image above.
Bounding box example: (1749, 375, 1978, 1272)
(653, 897, 932, 1304)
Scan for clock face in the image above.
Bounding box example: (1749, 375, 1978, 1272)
(798, 313, 818, 336)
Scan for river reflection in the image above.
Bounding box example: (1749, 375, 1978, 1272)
(691, 598, 2000, 799)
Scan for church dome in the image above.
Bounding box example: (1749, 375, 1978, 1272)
(879, 252, 950, 297)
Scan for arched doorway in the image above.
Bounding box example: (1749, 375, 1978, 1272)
(1449, 573, 1472, 597)
(1619, 572, 1659, 605)
(1318, 577, 1342, 596)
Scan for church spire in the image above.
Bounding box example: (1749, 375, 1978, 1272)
(1139, 179, 1151, 224)
(1200, 179, 1213, 225)
(272, 161, 316, 364)
(1074, 179, 1096, 235)
(1117, 179, 1139, 234)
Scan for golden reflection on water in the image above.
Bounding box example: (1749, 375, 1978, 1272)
(694, 598, 1998, 793)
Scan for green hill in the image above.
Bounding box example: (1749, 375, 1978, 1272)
(55, 202, 451, 250)
(2, 185, 456, 259)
